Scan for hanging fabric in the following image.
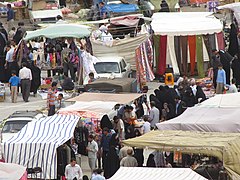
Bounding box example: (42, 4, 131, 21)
(153, 35, 160, 74)
(196, 35, 204, 78)
(180, 36, 188, 75)
(174, 36, 182, 74)
(203, 35, 212, 63)
(208, 34, 217, 51)
(188, 35, 196, 76)
(158, 35, 167, 75)
(216, 32, 225, 51)
(167, 36, 180, 75)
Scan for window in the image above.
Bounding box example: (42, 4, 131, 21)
(2, 120, 30, 133)
(94, 62, 120, 73)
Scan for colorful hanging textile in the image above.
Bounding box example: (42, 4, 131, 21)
(216, 32, 225, 51)
(203, 35, 212, 61)
(188, 35, 196, 76)
(167, 36, 180, 75)
(196, 35, 204, 78)
(135, 37, 155, 87)
(153, 35, 160, 74)
(174, 36, 182, 74)
(180, 36, 188, 75)
(158, 35, 167, 75)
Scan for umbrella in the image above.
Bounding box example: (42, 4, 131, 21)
(24, 24, 91, 40)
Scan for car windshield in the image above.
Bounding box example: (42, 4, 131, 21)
(94, 62, 120, 74)
(2, 120, 30, 133)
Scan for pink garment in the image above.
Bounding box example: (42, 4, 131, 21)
(216, 32, 225, 50)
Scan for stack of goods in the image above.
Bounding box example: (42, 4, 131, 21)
(196, 77, 215, 98)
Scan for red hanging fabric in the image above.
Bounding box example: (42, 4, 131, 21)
(216, 32, 225, 50)
(188, 35, 196, 76)
(158, 35, 167, 75)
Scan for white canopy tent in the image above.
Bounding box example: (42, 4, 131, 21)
(2, 115, 79, 179)
(151, 12, 222, 36)
(109, 167, 207, 180)
(198, 92, 240, 108)
(151, 12, 223, 76)
(157, 106, 240, 132)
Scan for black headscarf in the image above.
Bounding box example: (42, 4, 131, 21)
(100, 115, 113, 130)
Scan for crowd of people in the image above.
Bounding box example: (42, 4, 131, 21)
(54, 78, 209, 179)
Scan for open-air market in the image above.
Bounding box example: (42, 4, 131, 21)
(1, 0, 240, 179)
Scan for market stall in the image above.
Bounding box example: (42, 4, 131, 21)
(2, 114, 79, 179)
(110, 167, 207, 180)
(151, 12, 223, 76)
(21, 24, 93, 84)
(156, 93, 240, 132)
(123, 130, 240, 179)
(89, 14, 155, 86)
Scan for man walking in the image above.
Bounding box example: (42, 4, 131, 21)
(149, 101, 160, 129)
(86, 134, 98, 172)
(47, 82, 57, 116)
(6, 4, 14, 32)
(19, 62, 32, 102)
(65, 158, 83, 180)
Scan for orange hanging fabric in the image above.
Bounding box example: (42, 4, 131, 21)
(188, 35, 196, 76)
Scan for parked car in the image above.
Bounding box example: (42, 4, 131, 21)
(1, 111, 46, 142)
(94, 56, 131, 78)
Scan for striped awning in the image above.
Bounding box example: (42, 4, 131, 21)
(2, 114, 80, 179)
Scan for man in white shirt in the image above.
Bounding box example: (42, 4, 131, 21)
(19, 62, 32, 102)
(149, 101, 160, 129)
(5, 45, 15, 77)
(228, 78, 238, 93)
(112, 116, 125, 140)
(86, 134, 98, 172)
(65, 158, 83, 180)
(142, 115, 151, 134)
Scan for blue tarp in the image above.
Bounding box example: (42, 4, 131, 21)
(106, 3, 139, 13)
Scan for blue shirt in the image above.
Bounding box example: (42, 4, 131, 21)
(101, 133, 111, 152)
(100, 6, 107, 18)
(216, 69, 226, 85)
(7, 8, 14, 21)
(9, 76, 20, 86)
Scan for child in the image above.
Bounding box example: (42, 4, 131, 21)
(57, 93, 66, 109)
(9, 70, 20, 103)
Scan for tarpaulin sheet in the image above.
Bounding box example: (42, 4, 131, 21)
(67, 92, 141, 104)
(110, 15, 139, 27)
(123, 130, 240, 179)
(106, 3, 139, 13)
(92, 34, 148, 70)
(109, 167, 207, 180)
(156, 106, 240, 133)
(58, 101, 117, 118)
